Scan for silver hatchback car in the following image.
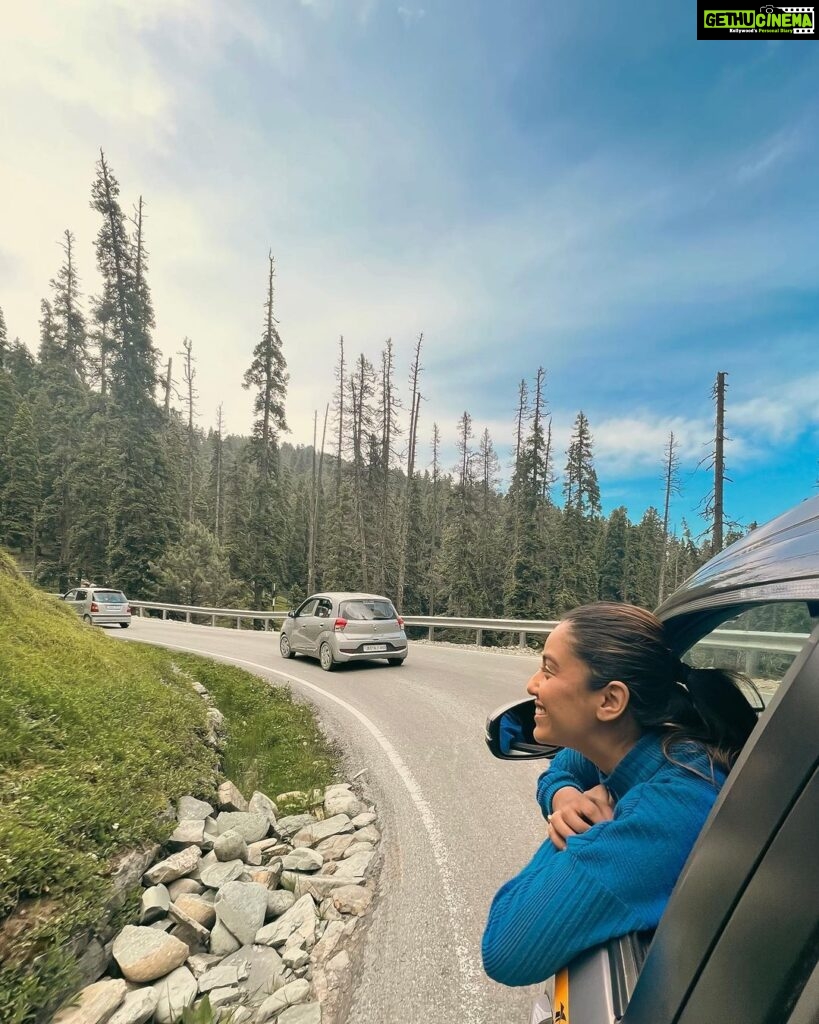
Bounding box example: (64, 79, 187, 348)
(279, 592, 408, 670)
(61, 586, 132, 628)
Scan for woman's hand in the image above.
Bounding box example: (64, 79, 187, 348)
(547, 784, 615, 851)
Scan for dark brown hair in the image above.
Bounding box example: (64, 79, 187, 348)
(561, 602, 759, 773)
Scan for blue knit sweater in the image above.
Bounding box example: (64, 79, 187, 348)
(482, 732, 725, 986)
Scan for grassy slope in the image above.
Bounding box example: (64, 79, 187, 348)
(0, 554, 338, 1023)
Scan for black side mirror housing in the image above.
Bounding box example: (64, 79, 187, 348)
(485, 698, 563, 760)
(287, 610, 295, 618)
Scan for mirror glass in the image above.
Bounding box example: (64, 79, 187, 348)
(485, 698, 562, 760)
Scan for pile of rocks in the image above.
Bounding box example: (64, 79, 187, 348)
(54, 779, 380, 1024)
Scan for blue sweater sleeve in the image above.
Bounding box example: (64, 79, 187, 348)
(536, 748, 600, 820)
(483, 770, 719, 986)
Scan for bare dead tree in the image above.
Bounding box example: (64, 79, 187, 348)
(180, 337, 198, 523)
(214, 403, 224, 541)
(396, 333, 424, 610)
(658, 430, 682, 603)
(333, 336, 345, 494)
(700, 371, 732, 555)
(513, 379, 528, 479)
(163, 357, 173, 417)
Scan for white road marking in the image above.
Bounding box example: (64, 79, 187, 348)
(123, 632, 489, 1024)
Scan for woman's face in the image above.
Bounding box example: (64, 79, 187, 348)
(526, 621, 603, 748)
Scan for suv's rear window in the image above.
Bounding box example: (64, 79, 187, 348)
(94, 591, 127, 602)
(340, 599, 396, 621)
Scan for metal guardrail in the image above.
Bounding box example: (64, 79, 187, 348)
(127, 602, 809, 671)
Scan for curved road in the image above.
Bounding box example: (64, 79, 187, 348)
(113, 620, 548, 1024)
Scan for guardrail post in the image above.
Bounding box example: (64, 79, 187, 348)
(519, 630, 527, 649)
(138, 606, 143, 618)
(236, 616, 241, 629)
(745, 649, 761, 677)
(186, 611, 191, 623)
(475, 628, 482, 646)
(428, 624, 434, 641)
(211, 614, 216, 626)
(162, 609, 167, 621)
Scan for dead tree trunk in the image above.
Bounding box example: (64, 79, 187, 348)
(658, 430, 680, 603)
(397, 333, 423, 610)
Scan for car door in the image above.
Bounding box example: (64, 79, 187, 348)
(302, 598, 333, 651)
(62, 589, 78, 614)
(623, 607, 819, 1024)
(291, 599, 318, 652)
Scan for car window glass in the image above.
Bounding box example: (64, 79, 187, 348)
(684, 602, 813, 707)
(297, 599, 318, 617)
(95, 591, 126, 602)
(64, 590, 76, 600)
(340, 599, 396, 620)
(76, 590, 87, 601)
(316, 600, 332, 618)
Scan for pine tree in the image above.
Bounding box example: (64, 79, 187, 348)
(1, 402, 42, 560)
(440, 412, 480, 615)
(149, 521, 241, 607)
(0, 305, 7, 370)
(599, 506, 629, 602)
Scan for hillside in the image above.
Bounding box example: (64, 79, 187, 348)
(0, 553, 337, 1023)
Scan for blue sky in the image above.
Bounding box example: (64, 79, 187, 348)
(1, 0, 818, 536)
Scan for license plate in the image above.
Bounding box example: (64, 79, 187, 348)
(363, 644, 387, 652)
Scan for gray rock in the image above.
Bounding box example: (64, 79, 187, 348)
(214, 881, 269, 945)
(282, 849, 323, 873)
(168, 820, 205, 848)
(187, 953, 224, 978)
(200, 859, 244, 889)
(293, 875, 363, 901)
(342, 842, 375, 858)
(177, 796, 214, 821)
(109, 846, 160, 909)
(167, 877, 204, 900)
(282, 946, 309, 969)
(76, 937, 111, 986)
(331, 885, 373, 916)
(350, 811, 377, 829)
(221, 945, 285, 1004)
(153, 965, 198, 1023)
(333, 851, 374, 878)
(323, 791, 362, 819)
(217, 781, 248, 812)
(52, 978, 126, 1024)
(354, 824, 381, 845)
(209, 919, 241, 956)
(275, 813, 317, 839)
(213, 829, 248, 862)
(277, 1003, 321, 1024)
(198, 962, 249, 993)
(255, 894, 318, 950)
(107, 987, 158, 1024)
(323, 784, 354, 800)
(168, 903, 211, 946)
(249, 791, 279, 824)
(313, 835, 355, 862)
(208, 986, 240, 1009)
(174, 894, 216, 929)
(255, 979, 311, 1022)
(311, 921, 345, 965)
(267, 890, 296, 918)
(139, 884, 170, 925)
(143, 846, 201, 886)
(215, 812, 270, 843)
(291, 815, 354, 848)
(112, 926, 188, 984)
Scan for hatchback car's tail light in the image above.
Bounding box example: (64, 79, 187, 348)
(334, 618, 348, 631)
(90, 602, 99, 613)
(124, 605, 131, 615)
(397, 616, 404, 627)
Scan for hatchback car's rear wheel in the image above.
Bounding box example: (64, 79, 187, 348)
(388, 657, 404, 666)
(319, 642, 335, 672)
(120, 622, 129, 629)
(280, 633, 294, 659)
(82, 614, 92, 625)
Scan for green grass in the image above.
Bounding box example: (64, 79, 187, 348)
(0, 553, 339, 1023)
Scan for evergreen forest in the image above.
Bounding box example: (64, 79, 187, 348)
(0, 153, 740, 621)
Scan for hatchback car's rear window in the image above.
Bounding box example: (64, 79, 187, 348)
(340, 600, 396, 621)
(94, 591, 127, 602)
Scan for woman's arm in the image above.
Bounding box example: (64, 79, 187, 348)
(536, 748, 600, 819)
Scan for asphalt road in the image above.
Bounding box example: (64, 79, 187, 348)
(112, 619, 549, 1024)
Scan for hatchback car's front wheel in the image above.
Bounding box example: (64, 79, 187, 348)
(319, 642, 335, 672)
(120, 622, 130, 629)
(280, 633, 294, 659)
(388, 657, 404, 667)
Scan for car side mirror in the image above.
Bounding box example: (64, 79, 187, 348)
(485, 698, 563, 760)
(59, 594, 66, 600)
(287, 610, 296, 618)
